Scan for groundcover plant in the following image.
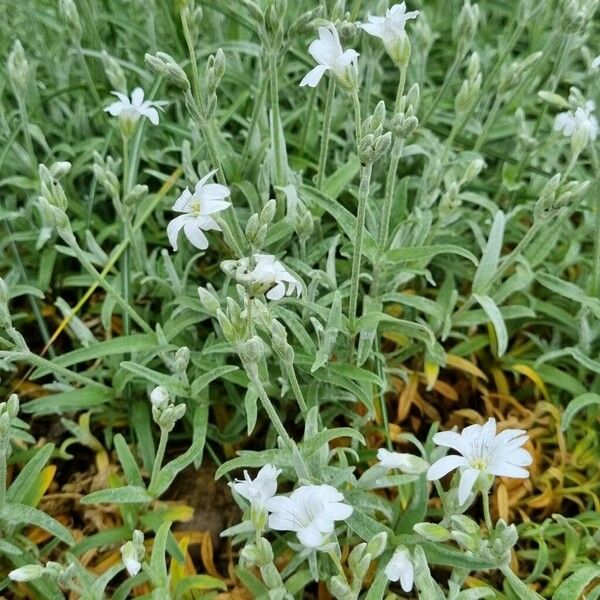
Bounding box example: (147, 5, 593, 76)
(0, 0, 599, 598)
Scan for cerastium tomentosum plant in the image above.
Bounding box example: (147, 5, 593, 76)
(1, 0, 600, 598)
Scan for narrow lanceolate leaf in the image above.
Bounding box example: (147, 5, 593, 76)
(81, 485, 152, 505)
(561, 393, 600, 431)
(6, 443, 54, 503)
(472, 210, 505, 294)
(502, 567, 546, 600)
(473, 294, 508, 357)
(552, 565, 600, 600)
(0, 503, 75, 546)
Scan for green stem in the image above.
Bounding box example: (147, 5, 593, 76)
(379, 139, 404, 249)
(241, 75, 269, 174)
(473, 94, 502, 152)
(589, 146, 600, 296)
(268, 51, 287, 214)
(16, 99, 35, 175)
(68, 239, 153, 334)
(422, 52, 462, 126)
(482, 490, 493, 532)
(245, 362, 291, 445)
(394, 65, 407, 114)
(2, 350, 110, 390)
(316, 77, 335, 190)
(149, 427, 169, 493)
(283, 361, 308, 416)
(180, 10, 203, 109)
(121, 134, 131, 339)
(348, 164, 373, 333)
(0, 437, 8, 508)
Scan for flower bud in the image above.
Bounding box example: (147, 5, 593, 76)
(49, 161, 72, 179)
(198, 286, 220, 315)
(0, 278, 11, 329)
(150, 385, 170, 410)
(462, 158, 486, 183)
(239, 336, 266, 364)
(216, 309, 237, 342)
(124, 184, 148, 207)
(405, 83, 420, 112)
(102, 50, 127, 92)
(7, 40, 29, 95)
(59, 0, 82, 39)
(374, 131, 392, 159)
(467, 52, 480, 81)
(386, 31, 411, 68)
(173, 346, 190, 373)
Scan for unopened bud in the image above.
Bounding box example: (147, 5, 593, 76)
(385, 31, 411, 67)
(198, 286, 220, 315)
(414, 522, 452, 542)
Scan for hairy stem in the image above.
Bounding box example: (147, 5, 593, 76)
(316, 77, 335, 190)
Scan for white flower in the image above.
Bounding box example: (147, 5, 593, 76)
(384, 546, 414, 593)
(300, 25, 359, 88)
(167, 170, 231, 251)
(120, 541, 142, 577)
(250, 254, 302, 300)
(266, 484, 353, 548)
(377, 448, 428, 474)
(104, 87, 165, 125)
(427, 418, 532, 505)
(554, 100, 598, 141)
(591, 55, 600, 70)
(361, 3, 419, 42)
(230, 464, 281, 507)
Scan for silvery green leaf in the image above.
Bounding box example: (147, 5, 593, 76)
(472, 211, 504, 294)
(472, 294, 508, 357)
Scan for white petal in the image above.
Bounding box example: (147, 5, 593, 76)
(183, 222, 209, 250)
(266, 282, 286, 300)
(195, 169, 219, 191)
(326, 501, 353, 521)
(360, 22, 385, 38)
(199, 183, 231, 201)
(196, 215, 222, 231)
(487, 463, 530, 478)
(432, 431, 468, 455)
(141, 106, 159, 125)
(298, 523, 326, 548)
(124, 556, 141, 577)
(172, 187, 193, 212)
(300, 65, 329, 87)
(427, 455, 467, 480)
(104, 101, 126, 116)
(400, 561, 414, 592)
(166, 214, 193, 251)
(200, 197, 231, 215)
(458, 467, 479, 504)
(131, 87, 145, 107)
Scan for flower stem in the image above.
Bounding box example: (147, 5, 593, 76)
(481, 491, 493, 532)
(394, 65, 407, 114)
(121, 134, 132, 340)
(379, 138, 404, 250)
(149, 427, 169, 493)
(422, 52, 462, 126)
(316, 77, 336, 190)
(0, 435, 8, 509)
(268, 51, 287, 214)
(348, 161, 372, 337)
(283, 361, 308, 416)
(244, 361, 294, 449)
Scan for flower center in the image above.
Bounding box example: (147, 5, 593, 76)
(189, 200, 201, 215)
(471, 458, 488, 470)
